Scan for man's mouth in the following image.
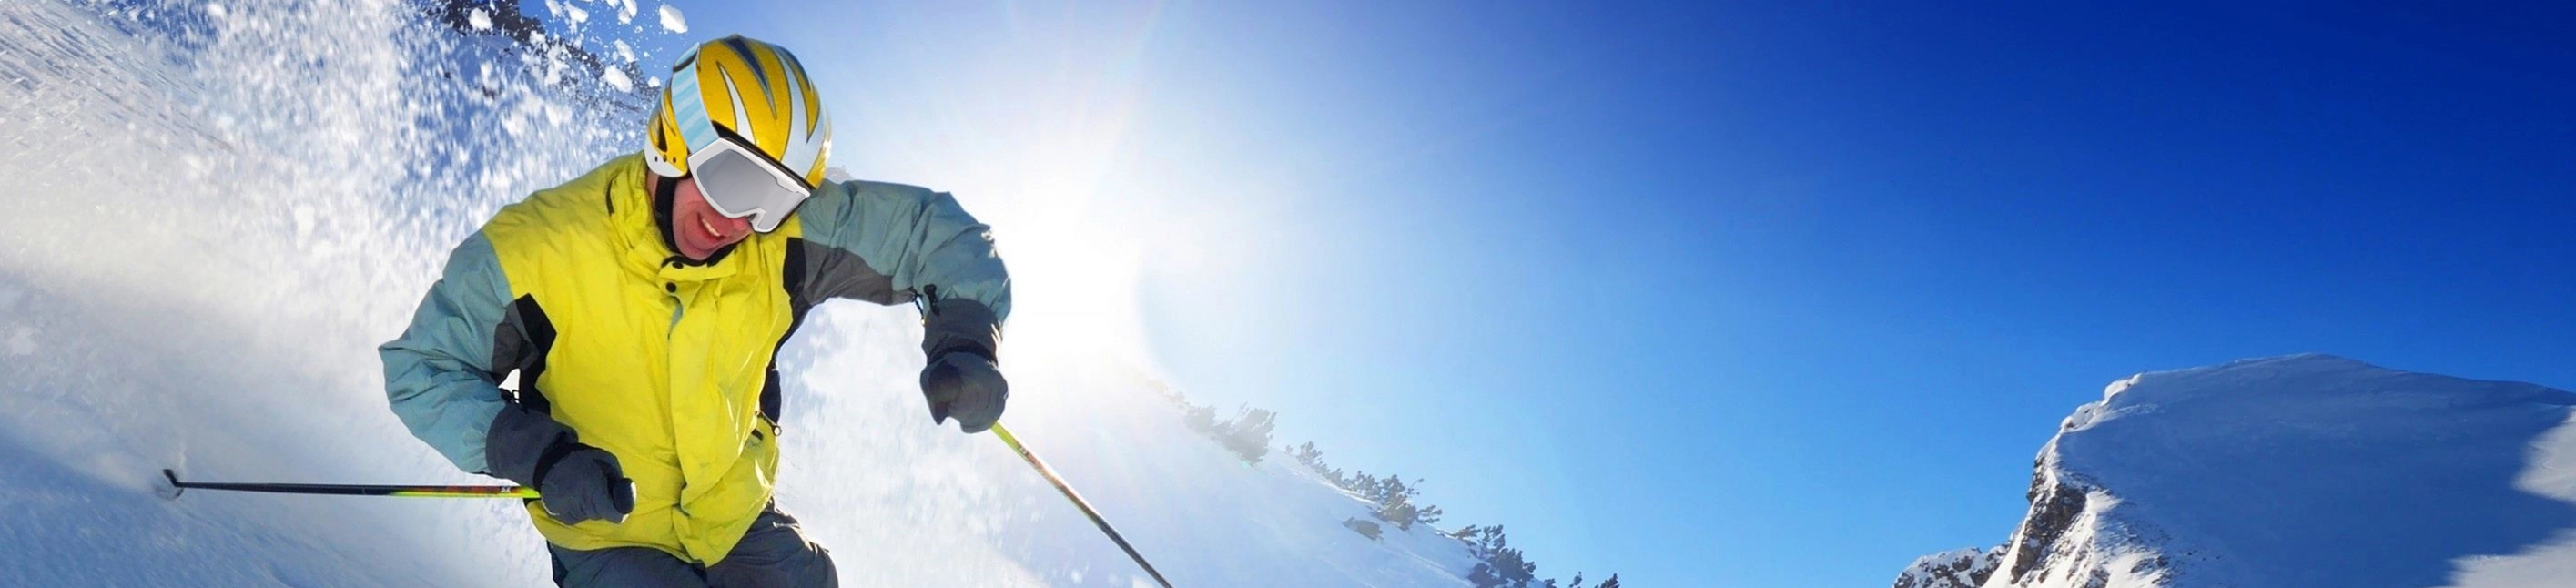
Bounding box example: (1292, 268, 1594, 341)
(699, 215, 726, 242)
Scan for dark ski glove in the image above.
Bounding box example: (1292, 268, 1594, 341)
(917, 289, 1009, 433)
(486, 404, 634, 525)
(921, 351, 1009, 433)
(535, 446, 635, 525)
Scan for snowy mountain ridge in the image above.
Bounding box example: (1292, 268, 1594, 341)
(1895, 354, 2576, 588)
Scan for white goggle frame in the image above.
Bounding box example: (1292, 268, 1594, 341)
(687, 136, 814, 234)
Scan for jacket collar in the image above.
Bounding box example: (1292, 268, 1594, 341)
(603, 156, 744, 284)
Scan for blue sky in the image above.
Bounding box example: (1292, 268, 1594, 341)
(658, 1, 2575, 585)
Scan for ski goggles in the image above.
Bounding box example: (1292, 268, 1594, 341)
(689, 136, 814, 234)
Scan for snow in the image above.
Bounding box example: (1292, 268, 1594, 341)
(4, 326, 37, 357)
(467, 8, 491, 31)
(2443, 415, 2576, 588)
(0, 1, 1483, 585)
(657, 4, 687, 34)
(1909, 354, 2576, 588)
(1893, 546, 2001, 588)
(601, 66, 632, 92)
(0, 285, 29, 357)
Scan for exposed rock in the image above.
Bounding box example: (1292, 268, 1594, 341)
(1344, 517, 1383, 541)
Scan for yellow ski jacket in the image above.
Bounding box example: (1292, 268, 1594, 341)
(380, 155, 1010, 563)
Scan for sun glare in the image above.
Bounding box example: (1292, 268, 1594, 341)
(816, 1, 1281, 409)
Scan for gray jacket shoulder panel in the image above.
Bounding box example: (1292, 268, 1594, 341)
(793, 179, 1014, 329)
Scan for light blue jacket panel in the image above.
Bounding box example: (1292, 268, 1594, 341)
(380, 232, 512, 474)
(796, 179, 1013, 322)
(794, 180, 1013, 360)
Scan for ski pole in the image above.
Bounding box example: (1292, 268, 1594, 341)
(160, 469, 538, 499)
(990, 422, 1176, 588)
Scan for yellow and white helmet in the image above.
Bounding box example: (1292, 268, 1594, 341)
(644, 35, 833, 232)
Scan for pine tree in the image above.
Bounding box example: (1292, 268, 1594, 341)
(1368, 475, 1431, 530)
(1219, 406, 1275, 464)
(1181, 401, 1218, 434)
(1287, 441, 1326, 470)
(1462, 525, 1538, 587)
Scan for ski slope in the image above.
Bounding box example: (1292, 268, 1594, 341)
(1894, 354, 2576, 588)
(0, 1, 1478, 585)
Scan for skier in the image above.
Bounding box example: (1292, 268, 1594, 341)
(380, 35, 1011, 587)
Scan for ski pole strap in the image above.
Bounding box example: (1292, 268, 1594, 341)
(162, 470, 539, 499)
(991, 423, 1177, 588)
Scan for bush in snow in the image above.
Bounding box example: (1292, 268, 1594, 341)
(1288, 443, 1450, 531)
(1548, 573, 1621, 588)
(1458, 526, 1620, 588)
(1287, 441, 1327, 469)
(1343, 517, 1384, 541)
(1173, 400, 1274, 465)
(1460, 525, 1538, 588)
(1217, 406, 1276, 464)
(1353, 473, 1441, 531)
(1286, 441, 1355, 489)
(1157, 388, 1617, 585)
(1181, 401, 1218, 432)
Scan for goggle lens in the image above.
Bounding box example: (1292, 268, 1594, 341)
(695, 142, 811, 233)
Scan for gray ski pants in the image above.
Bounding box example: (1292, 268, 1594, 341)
(548, 507, 837, 588)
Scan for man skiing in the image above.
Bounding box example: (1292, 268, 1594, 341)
(380, 35, 1011, 587)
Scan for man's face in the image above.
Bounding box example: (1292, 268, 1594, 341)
(671, 176, 756, 260)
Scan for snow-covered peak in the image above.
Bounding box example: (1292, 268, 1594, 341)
(1902, 354, 2576, 588)
(1894, 546, 2003, 588)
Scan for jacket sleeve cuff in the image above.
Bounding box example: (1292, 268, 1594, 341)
(920, 297, 1002, 364)
(483, 404, 575, 486)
